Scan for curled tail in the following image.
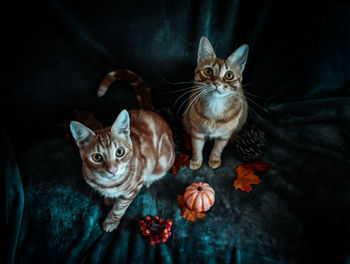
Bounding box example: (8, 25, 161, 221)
(98, 69, 154, 111)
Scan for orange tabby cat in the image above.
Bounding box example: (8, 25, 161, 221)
(70, 70, 175, 232)
(183, 36, 249, 170)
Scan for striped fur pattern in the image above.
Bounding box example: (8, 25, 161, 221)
(183, 36, 249, 170)
(70, 71, 174, 232)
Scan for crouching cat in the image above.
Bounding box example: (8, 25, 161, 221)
(183, 36, 249, 170)
(70, 70, 175, 232)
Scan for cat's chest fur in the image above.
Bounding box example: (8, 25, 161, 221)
(184, 96, 246, 138)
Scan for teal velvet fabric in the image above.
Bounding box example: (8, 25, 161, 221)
(2, 0, 350, 263)
(1, 128, 24, 264)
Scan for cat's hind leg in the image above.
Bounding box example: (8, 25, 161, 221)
(144, 133, 175, 187)
(144, 172, 167, 188)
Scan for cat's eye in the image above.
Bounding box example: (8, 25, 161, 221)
(203, 67, 213, 77)
(116, 147, 125, 157)
(224, 71, 234, 80)
(92, 153, 103, 162)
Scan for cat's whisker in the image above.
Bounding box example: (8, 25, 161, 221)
(177, 90, 201, 115)
(191, 81, 207, 85)
(244, 85, 261, 94)
(177, 90, 203, 115)
(247, 107, 262, 121)
(162, 79, 206, 86)
(174, 90, 203, 109)
(182, 89, 208, 117)
(184, 79, 207, 85)
(241, 80, 254, 87)
(230, 94, 264, 121)
(193, 89, 214, 111)
(244, 102, 265, 121)
(229, 94, 248, 109)
(245, 96, 271, 113)
(243, 90, 268, 99)
(231, 96, 254, 120)
(164, 85, 202, 94)
(174, 86, 205, 108)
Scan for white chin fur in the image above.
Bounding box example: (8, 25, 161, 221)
(208, 85, 234, 98)
(204, 88, 236, 115)
(98, 166, 127, 181)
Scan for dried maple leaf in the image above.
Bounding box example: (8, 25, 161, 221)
(234, 162, 271, 193)
(177, 195, 206, 222)
(171, 154, 190, 175)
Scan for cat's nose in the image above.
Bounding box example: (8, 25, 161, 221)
(214, 81, 220, 88)
(108, 168, 118, 176)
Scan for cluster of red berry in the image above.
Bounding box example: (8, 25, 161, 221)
(139, 216, 173, 245)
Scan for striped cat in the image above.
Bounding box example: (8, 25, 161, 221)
(183, 36, 249, 170)
(70, 70, 175, 232)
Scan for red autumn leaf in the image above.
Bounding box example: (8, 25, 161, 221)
(183, 133, 192, 150)
(171, 154, 190, 175)
(177, 195, 206, 222)
(234, 162, 271, 193)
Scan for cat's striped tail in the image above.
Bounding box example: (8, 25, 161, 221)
(97, 69, 154, 111)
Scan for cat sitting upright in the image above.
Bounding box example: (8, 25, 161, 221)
(70, 70, 175, 232)
(183, 36, 249, 170)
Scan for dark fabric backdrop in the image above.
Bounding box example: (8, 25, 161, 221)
(2, 0, 350, 263)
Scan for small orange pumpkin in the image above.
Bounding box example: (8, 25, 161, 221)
(183, 182, 215, 212)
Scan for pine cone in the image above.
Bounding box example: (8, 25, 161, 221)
(232, 127, 266, 162)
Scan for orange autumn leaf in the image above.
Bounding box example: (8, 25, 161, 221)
(234, 162, 271, 193)
(177, 195, 206, 222)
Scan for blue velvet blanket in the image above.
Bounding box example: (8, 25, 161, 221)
(2, 0, 350, 263)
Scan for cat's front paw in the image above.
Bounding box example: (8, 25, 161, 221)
(208, 157, 221, 169)
(190, 160, 202, 170)
(103, 218, 120, 232)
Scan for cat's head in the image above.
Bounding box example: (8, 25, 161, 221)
(70, 110, 133, 183)
(195, 36, 249, 98)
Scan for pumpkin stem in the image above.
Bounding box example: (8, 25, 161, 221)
(197, 187, 203, 191)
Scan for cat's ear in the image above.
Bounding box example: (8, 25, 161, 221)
(197, 36, 216, 65)
(227, 44, 249, 73)
(111, 110, 130, 137)
(70, 121, 95, 147)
